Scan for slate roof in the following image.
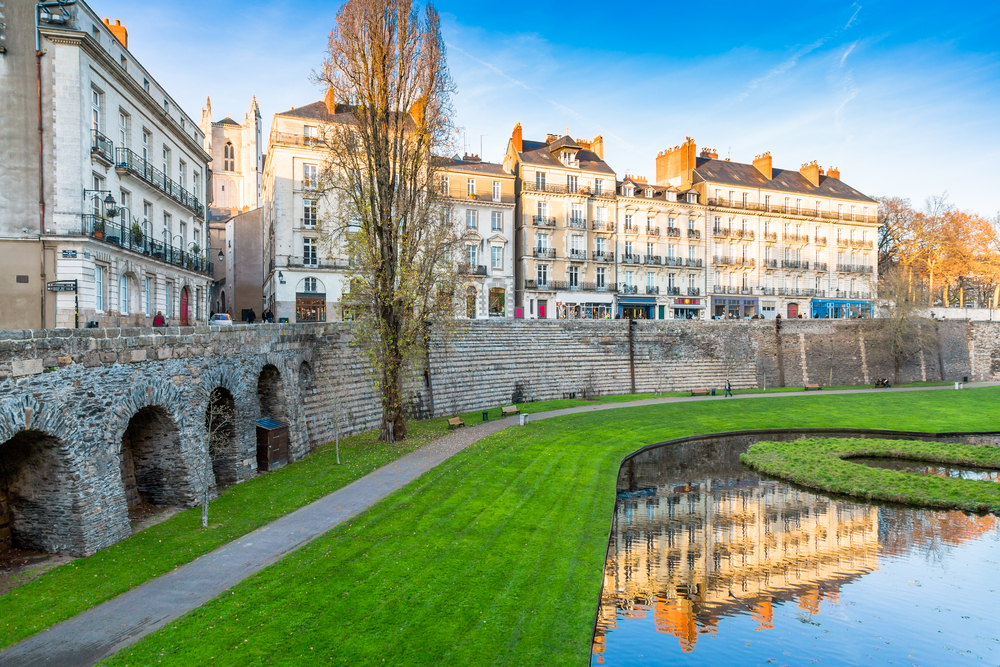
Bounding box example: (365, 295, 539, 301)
(433, 155, 511, 176)
(215, 116, 240, 127)
(517, 134, 615, 175)
(694, 158, 875, 203)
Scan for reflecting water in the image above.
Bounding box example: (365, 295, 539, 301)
(593, 439, 1000, 666)
(848, 456, 1000, 482)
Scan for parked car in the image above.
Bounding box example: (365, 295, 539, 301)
(210, 313, 234, 325)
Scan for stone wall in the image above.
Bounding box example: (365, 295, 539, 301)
(0, 317, 996, 556)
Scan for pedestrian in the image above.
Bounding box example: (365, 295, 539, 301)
(152, 310, 166, 327)
(724, 379, 733, 397)
(248, 309, 256, 324)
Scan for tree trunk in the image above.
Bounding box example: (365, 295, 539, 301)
(944, 283, 950, 308)
(202, 489, 209, 528)
(928, 270, 935, 306)
(959, 284, 964, 308)
(993, 284, 999, 310)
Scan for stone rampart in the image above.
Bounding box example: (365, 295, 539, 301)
(0, 317, 996, 556)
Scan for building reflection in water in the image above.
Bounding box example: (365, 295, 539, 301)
(592, 437, 997, 664)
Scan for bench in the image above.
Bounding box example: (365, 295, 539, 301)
(447, 417, 465, 429)
(690, 388, 710, 396)
(804, 384, 822, 391)
(501, 405, 520, 416)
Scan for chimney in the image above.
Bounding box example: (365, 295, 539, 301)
(591, 135, 604, 160)
(324, 86, 337, 114)
(800, 160, 821, 187)
(700, 148, 718, 159)
(511, 123, 522, 152)
(545, 133, 558, 144)
(827, 166, 841, 180)
(103, 18, 128, 49)
(753, 152, 773, 180)
(655, 136, 697, 187)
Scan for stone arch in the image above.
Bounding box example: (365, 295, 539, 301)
(0, 429, 81, 555)
(206, 387, 238, 487)
(257, 363, 287, 423)
(119, 406, 189, 509)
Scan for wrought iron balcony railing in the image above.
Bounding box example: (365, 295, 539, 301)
(115, 147, 204, 218)
(81, 214, 211, 275)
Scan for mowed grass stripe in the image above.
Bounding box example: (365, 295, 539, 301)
(101, 388, 1000, 667)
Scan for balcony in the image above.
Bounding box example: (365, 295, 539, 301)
(623, 225, 638, 235)
(712, 285, 755, 295)
(547, 280, 617, 292)
(621, 253, 641, 265)
(815, 236, 827, 246)
(837, 238, 851, 247)
(592, 250, 614, 262)
(459, 263, 489, 276)
(850, 239, 874, 249)
(530, 215, 557, 227)
(648, 286, 662, 295)
(706, 198, 872, 223)
(270, 131, 325, 148)
(712, 227, 731, 238)
(568, 217, 588, 229)
(115, 147, 204, 218)
(524, 279, 552, 290)
(763, 232, 778, 242)
(762, 259, 778, 269)
(620, 284, 638, 295)
(713, 256, 756, 267)
(592, 221, 614, 232)
(814, 262, 829, 271)
(567, 249, 588, 260)
(687, 229, 701, 239)
(759, 287, 776, 295)
(837, 264, 874, 274)
(687, 288, 701, 296)
(664, 257, 686, 267)
(781, 260, 809, 270)
(686, 258, 704, 267)
(91, 130, 114, 166)
(732, 229, 755, 240)
(286, 257, 351, 270)
(532, 247, 556, 259)
(646, 255, 663, 266)
(833, 290, 874, 299)
(778, 288, 823, 297)
(783, 234, 809, 244)
(522, 181, 616, 199)
(81, 214, 212, 275)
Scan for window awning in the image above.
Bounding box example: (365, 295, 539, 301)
(618, 297, 656, 305)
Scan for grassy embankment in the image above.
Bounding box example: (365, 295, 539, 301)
(742, 437, 1000, 512)
(96, 387, 1000, 667)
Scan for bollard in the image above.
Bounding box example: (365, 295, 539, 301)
(955, 382, 962, 390)
(519, 413, 529, 426)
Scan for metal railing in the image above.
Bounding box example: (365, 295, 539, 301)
(529, 215, 557, 227)
(814, 262, 829, 271)
(763, 232, 778, 242)
(286, 257, 351, 270)
(646, 255, 663, 266)
(713, 256, 756, 267)
(778, 288, 822, 297)
(592, 250, 614, 261)
(712, 227, 731, 237)
(783, 234, 809, 243)
(686, 258, 703, 267)
(781, 260, 810, 270)
(545, 280, 617, 292)
(623, 225, 638, 234)
(592, 221, 614, 231)
(524, 279, 551, 290)
(837, 264, 874, 274)
(91, 130, 114, 164)
(532, 247, 556, 259)
(687, 288, 701, 296)
(522, 181, 616, 199)
(761, 259, 778, 269)
(732, 229, 755, 240)
(568, 249, 588, 260)
(270, 131, 326, 148)
(815, 236, 827, 246)
(849, 239, 874, 249)
(620, 284, 638, 295)
(115, 147, 204, 218)
(621, 253, 642, 264)
(81, 214, 211, 275)
(568, 218, 588, 229)
(687, 229, 701, 239)
(706, 198, 872, 222)
(664, 257, 685, 267)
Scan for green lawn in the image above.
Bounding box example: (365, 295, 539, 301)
(100, 386, 1000, 667)
(742, 437, 1000, 512)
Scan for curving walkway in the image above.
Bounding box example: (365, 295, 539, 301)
(0, 381, 993, 667)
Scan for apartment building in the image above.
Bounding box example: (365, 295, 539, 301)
(658, 138, 878, 319)
(437, 155, 516, 318)
(615, 176, 708, 319)
(504, 125, 618, 319)
(0, 2, 212, 329)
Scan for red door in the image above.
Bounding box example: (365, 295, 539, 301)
(538, 300, 546, 319)
(787, 303, 798, 318)
(180, 287, 190, 325)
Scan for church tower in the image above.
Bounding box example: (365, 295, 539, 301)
(201, 95, 263, 219)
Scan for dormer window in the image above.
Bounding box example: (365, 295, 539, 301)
(645, 188, 653, 198)
(686, 192, 696, 204)
(667, 191, 677, 202)
(624, 186, 634, 197)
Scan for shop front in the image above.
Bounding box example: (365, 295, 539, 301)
(811, 299, 873, 319)
(557, 293, 614, 319)
(672, 297, 704, 319)
(712, 297, 758, 319)
(617, 296, 656, 319)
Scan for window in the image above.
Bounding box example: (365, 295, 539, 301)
(596, 267, 606, 288)
(466, 244, 477, 267)
(569, 265, 579, 287)
(120, 54, 128, 71)
(466, 209, 477, 229)
(666, 244, 675, 258)
(491, 211, 502, 231)
(163, 212, 172, 239)
(535, 172, 546, 189)
(536, 264, 548, 285)
(144, 278, 152, 317)
(94, 266, 104, 311)
(440, 175, 449, 195)
(178, 161, 186, 187)
(567, 175, 578, 192)
(536, 201, 548, 220)
(648, 272, 655, 289)
(303, 277, 317, 292)
(536, 233, 549, 250)
(223, 142, 234, 171)
(91, 88, 103, 131)
(596, 208, 606, 223)
(764, 194, 771, 209)
(648, 242, 655, 257)
(625, 241, 632, 256)
(193, 170, 200, 198)
(303, 199, 317, 227)
(303, 238, 317, 266)
(623, 186, 634, 197)
(92, 24, 100, 40)
(625, 271, 633, 287)
(688, 218, 695, 230)
(303, 125, 317, 140)
(303, 164, 318, 188)
(180, 221, 187, 245)
(118, 111, 129, 149)
(492, 181, 501, 202)
(193, 228, 200, 248)
(119, 275, 129, 315)
(668, 217, 675, 229)
(467, 178, 475, 196)
(163, 99, 169, 113)
(625, 214, 632, 229)
(688, 246, 695, 261)
(143, 201, 152, 224)
(595, 179, 603, 195)
(143, 78, 150, 92)
(165, 281, 173, 317)
(596, 236, 606, 253)
(142, 131, 150, 162)
(162, 146, 171, 177)
(491, 246, 502, 270)
(571, 204, 584, 223)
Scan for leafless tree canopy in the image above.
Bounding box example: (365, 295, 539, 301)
(316, 0, 467, 440)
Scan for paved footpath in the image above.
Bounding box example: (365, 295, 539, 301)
(1, 381, 992, 666)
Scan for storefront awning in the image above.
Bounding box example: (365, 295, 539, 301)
(618, 297, 656, 305)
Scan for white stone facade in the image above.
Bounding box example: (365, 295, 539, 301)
(200, 96, 263, 217)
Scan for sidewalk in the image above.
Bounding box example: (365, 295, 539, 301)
(0, 381, 991, 666)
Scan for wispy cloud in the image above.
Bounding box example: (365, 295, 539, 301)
(846, 5, 863, 28)
(840, 41, 858, 67)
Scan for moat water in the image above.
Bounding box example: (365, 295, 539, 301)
(592, 439, 1000, 666)
(848, 456, 1000, 482)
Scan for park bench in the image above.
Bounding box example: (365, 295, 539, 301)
(501, 405, 520, 416)
(447, 417, 465, 429)
(690, 388, 710, 397)
(804, 384, 822, 391)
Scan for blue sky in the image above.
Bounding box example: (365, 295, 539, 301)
(98, 0, 999, 215)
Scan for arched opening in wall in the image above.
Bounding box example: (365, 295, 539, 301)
(206, 388, 238, 488)
(257, 365, 287, 423)
(1, 430, 77, 556)
(119, 407, 186, 519)
(298, 361, 314, 444)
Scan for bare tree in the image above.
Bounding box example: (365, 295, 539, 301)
(314, 0, 464, 442)
(867, 268, 937, 384)
(714, 322, 753, 384)
(198, 388, 237, 528)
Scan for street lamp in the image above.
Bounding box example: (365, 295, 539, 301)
(218, 250, 225, 262)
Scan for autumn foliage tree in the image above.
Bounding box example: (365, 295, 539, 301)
(316, 0, 465, 441)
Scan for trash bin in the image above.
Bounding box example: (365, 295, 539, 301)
(711, 389, 716, 396)
(482, 410, 489, 422)
(256, 418, 289, 471)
